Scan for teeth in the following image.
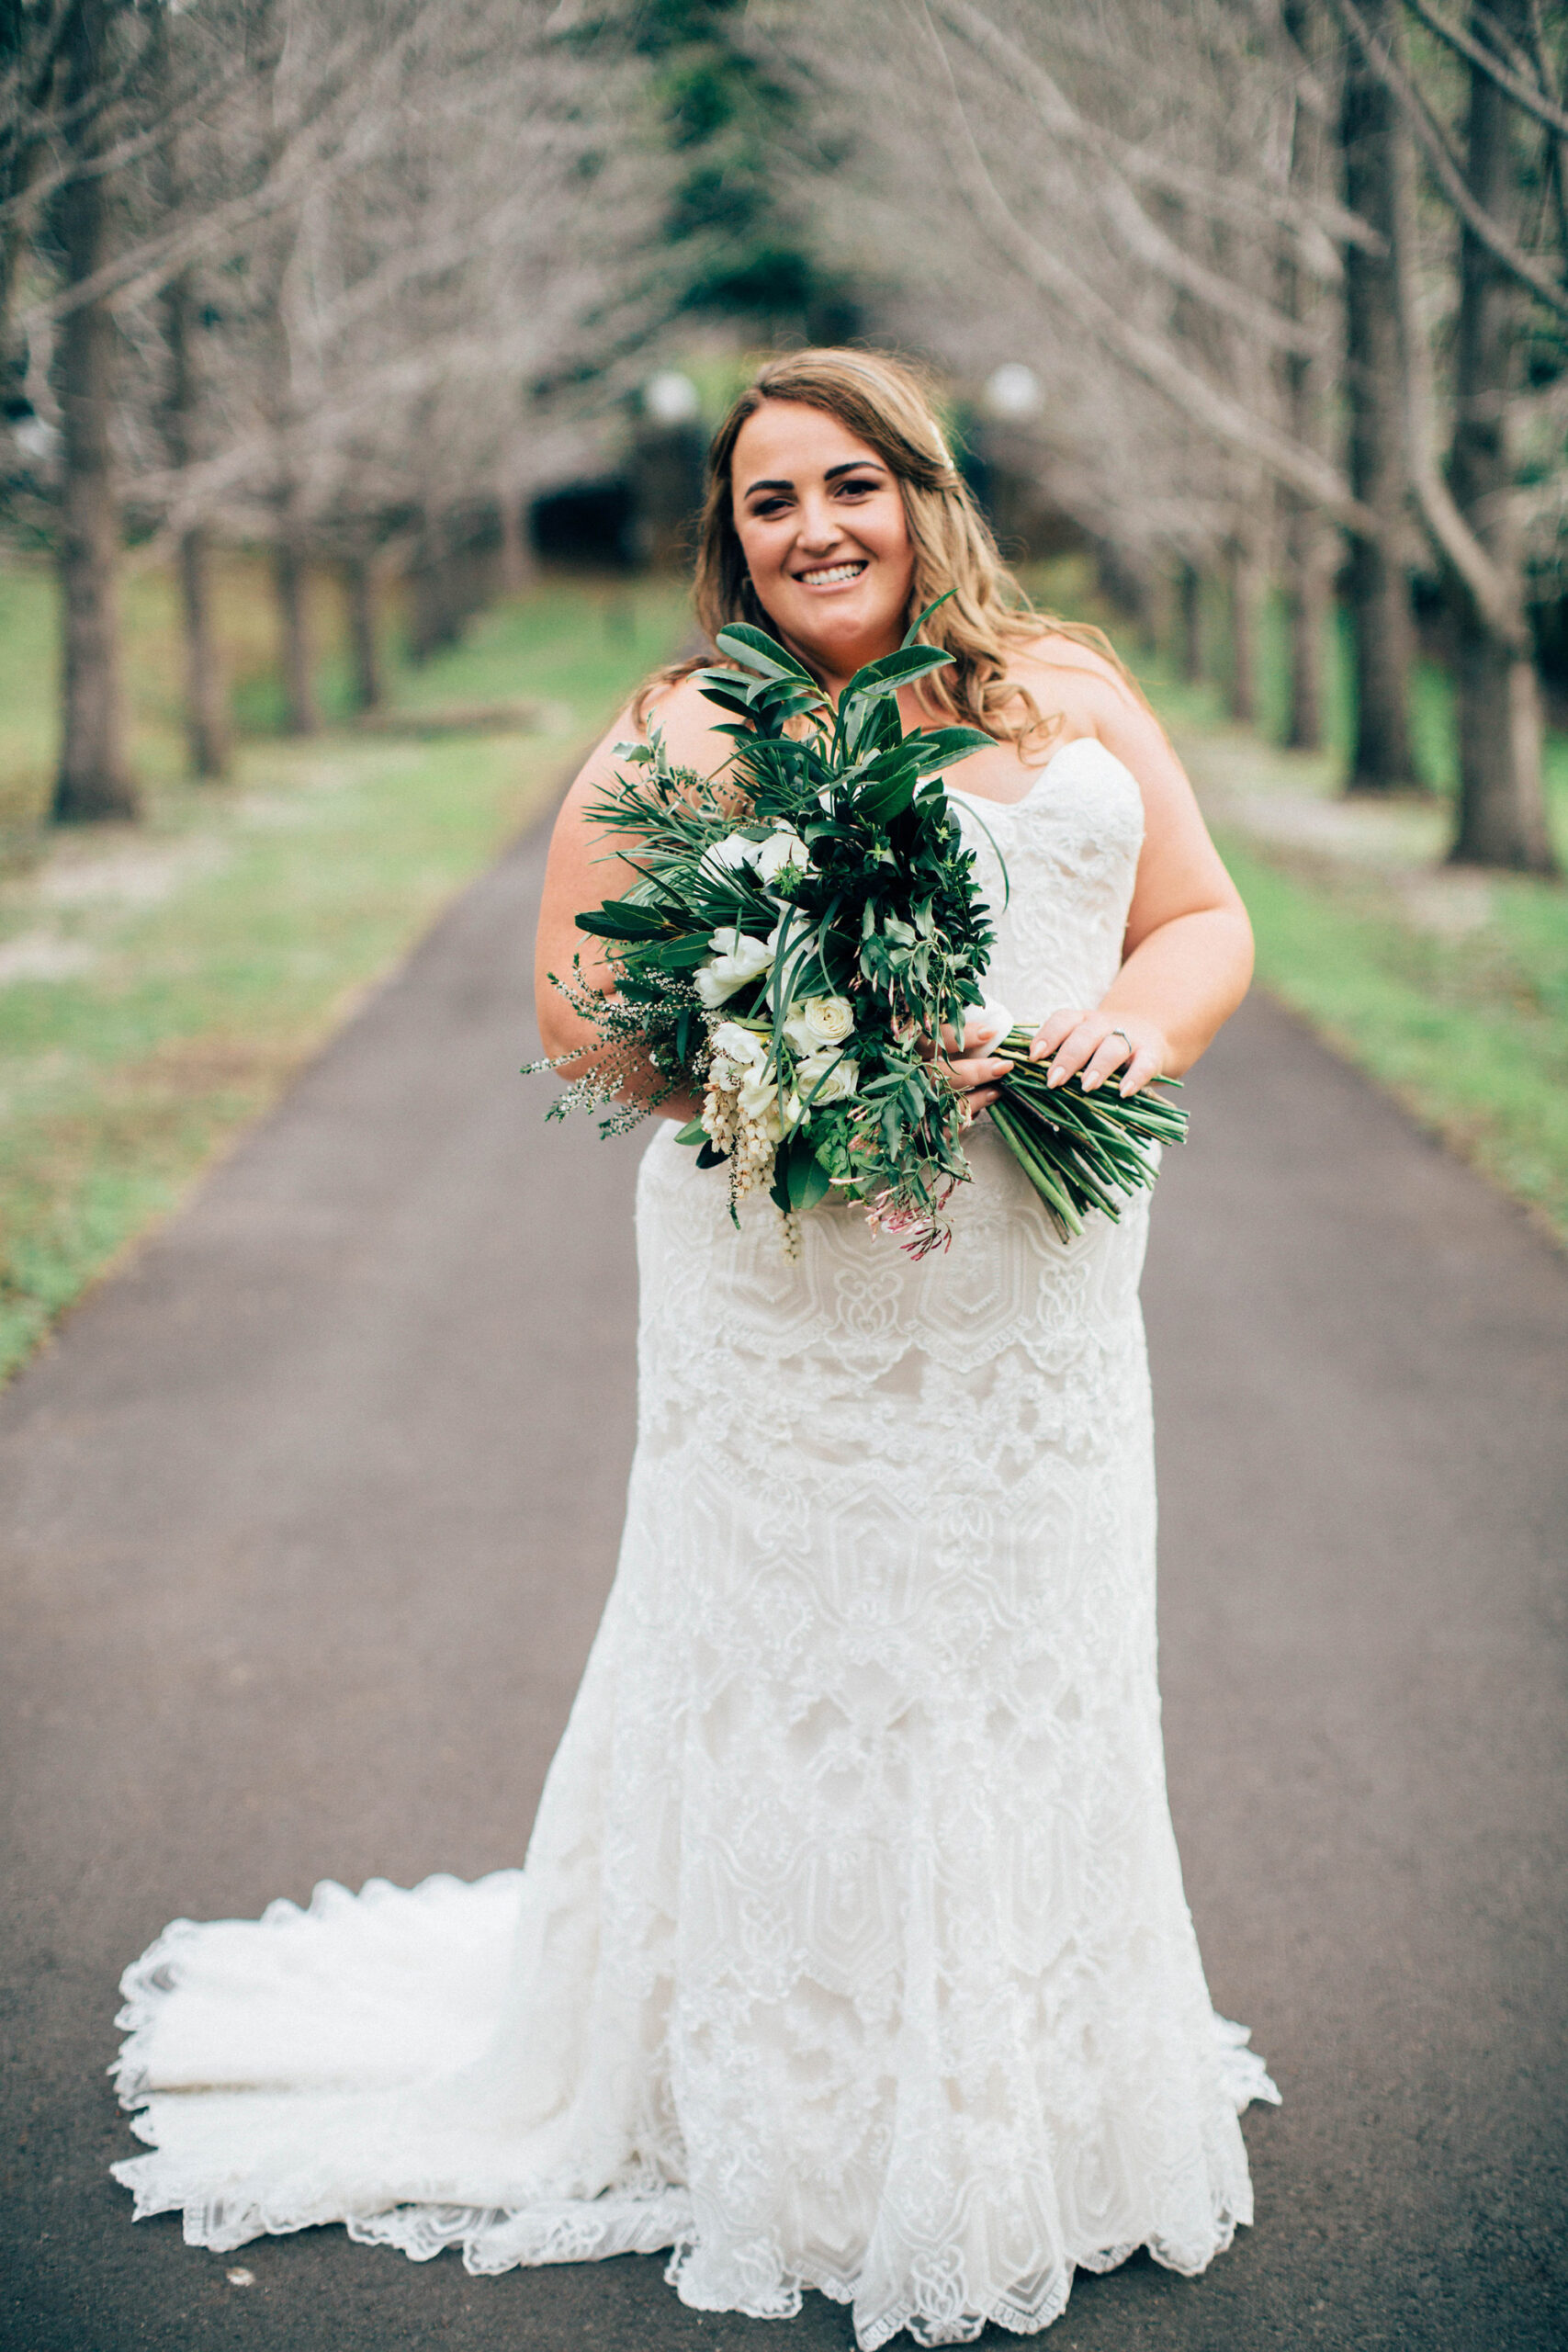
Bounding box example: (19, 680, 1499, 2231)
(800, 562, 866, 585)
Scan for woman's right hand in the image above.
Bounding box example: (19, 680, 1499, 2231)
(922, 1008, 1012, 1117)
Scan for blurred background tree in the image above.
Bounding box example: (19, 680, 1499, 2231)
(637, 0, 830, 326)
(3, 0, 1567, 1378)
(1, 0, 1564, 871)
(768, 0, 1565, 871)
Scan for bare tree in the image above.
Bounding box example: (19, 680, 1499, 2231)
(1337, 0, 1421, 789)
(770, 0, 1370, 647)
(1, 2, 70, 373)
(6, 0, 676, 802)
(770, 0, 1564, 868)
(1278, 0, 1337, 751)
(152, 2, 229, 775)
(51, 0, 139, 820)
(1330, 0, 1562, 866)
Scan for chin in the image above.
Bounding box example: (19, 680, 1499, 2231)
(782, 593, 897, 648)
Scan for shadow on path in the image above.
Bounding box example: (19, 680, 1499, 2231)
(2, 808, 1564, 2350)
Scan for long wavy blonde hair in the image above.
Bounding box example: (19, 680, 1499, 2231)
(637, 346, 1130, 748)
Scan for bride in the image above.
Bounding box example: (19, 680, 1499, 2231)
(112, 348, 1276, 2347)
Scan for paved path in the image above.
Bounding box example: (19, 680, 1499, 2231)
(2, 804, 1564, 2352)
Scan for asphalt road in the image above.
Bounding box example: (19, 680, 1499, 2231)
(2, 803, 1565, 2352)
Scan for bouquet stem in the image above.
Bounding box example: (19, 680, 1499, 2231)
(985, 1028, 1187, 1241)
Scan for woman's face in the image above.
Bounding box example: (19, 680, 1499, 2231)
(729, 400, 915, 687)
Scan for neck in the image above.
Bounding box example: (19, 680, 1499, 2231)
(770, 619, 903, 707)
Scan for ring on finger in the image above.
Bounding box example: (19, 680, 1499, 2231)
(1108, 1027, 1133, 1057)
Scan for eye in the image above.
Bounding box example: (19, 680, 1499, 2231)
(835, 476, 879, 499)
(749, 495, 790, 519)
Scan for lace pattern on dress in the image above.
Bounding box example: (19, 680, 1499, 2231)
(111, 741, 1278, 2349)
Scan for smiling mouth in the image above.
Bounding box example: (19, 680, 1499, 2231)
(795, 560, 868, 587)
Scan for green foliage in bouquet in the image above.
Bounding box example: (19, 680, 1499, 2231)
(529, 605, 1186, 1253)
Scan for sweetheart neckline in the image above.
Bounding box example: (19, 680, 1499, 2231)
(943, 732, 1134, 816)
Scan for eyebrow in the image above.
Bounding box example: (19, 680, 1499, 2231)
(741, 458, 887, 499)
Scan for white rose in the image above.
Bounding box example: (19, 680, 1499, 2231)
(694, 925, 776, 1009)
(752, 827, 812, 884)
(795, 1049, 859, 1103)
(800, 994, 855, 1046)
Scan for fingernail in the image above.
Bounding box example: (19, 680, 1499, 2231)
(1083, 1073, 1100, 1091)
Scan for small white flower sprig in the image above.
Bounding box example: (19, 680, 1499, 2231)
(525, 602, 1188, 1253)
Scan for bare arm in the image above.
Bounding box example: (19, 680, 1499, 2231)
(1023, 648, 1253, 1098)
(534, 676, 739, 1124)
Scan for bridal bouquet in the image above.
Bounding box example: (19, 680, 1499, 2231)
(529, 614, 1185, 1255)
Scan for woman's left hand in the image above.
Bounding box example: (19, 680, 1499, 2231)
(1028, 1007, 1169, 1097)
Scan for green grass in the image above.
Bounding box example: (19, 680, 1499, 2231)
(0, 561, 690, 1379)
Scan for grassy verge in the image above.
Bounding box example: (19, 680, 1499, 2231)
(0, 564, 690, 1380)
(1139, 649, 1568, 1252)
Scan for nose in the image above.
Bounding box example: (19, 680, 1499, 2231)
(795, 490, 843, 552)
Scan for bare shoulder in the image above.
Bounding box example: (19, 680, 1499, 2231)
(556, 667, 738, 827)
(632, 668, 738, 773)
(1007, 626, 1149, 741)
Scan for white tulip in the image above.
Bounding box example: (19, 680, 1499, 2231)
(752, 827, 812, 884)
(738, 1069, 784, 1140)
(963, 1000, 1015, 1050)
(708, 1020, 768, 1069)
(700, 832, 757, 874)
(694, 926, 776, 1009)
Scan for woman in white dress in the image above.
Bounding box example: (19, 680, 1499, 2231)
(112, 349, 1276, 2347)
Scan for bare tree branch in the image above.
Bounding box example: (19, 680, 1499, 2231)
(1331, 0, 1568, 319)
(16, 11, 415, 328)
(942, 0, 1366, 299)
(1400, 0, 1568, 137)
(1381, 58, 1527, 648)
(0, 44, 260, 226)
(919, 0, 1377, 531)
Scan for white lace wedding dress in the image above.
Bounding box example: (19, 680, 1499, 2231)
(113, 735, 1277, 2347)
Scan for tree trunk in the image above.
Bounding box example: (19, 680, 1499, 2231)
(163, 260, 229, 779)
(1280, 513, 1330, 751)
(272, 521, 319, 735)
(1226, 536, 1264, 726)
(1445, 0, 1556, 872)
(51, 0, 139, 824)
(344, 553, 382, 712)
(409, 505, 461, 662)
(177, 525, 229, 777)
(1279, 0, 1329, 752)
(1177, 560, 1204, 684)
(1451, 633, 1547, 865)
(1340, 0, 1417, 794)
